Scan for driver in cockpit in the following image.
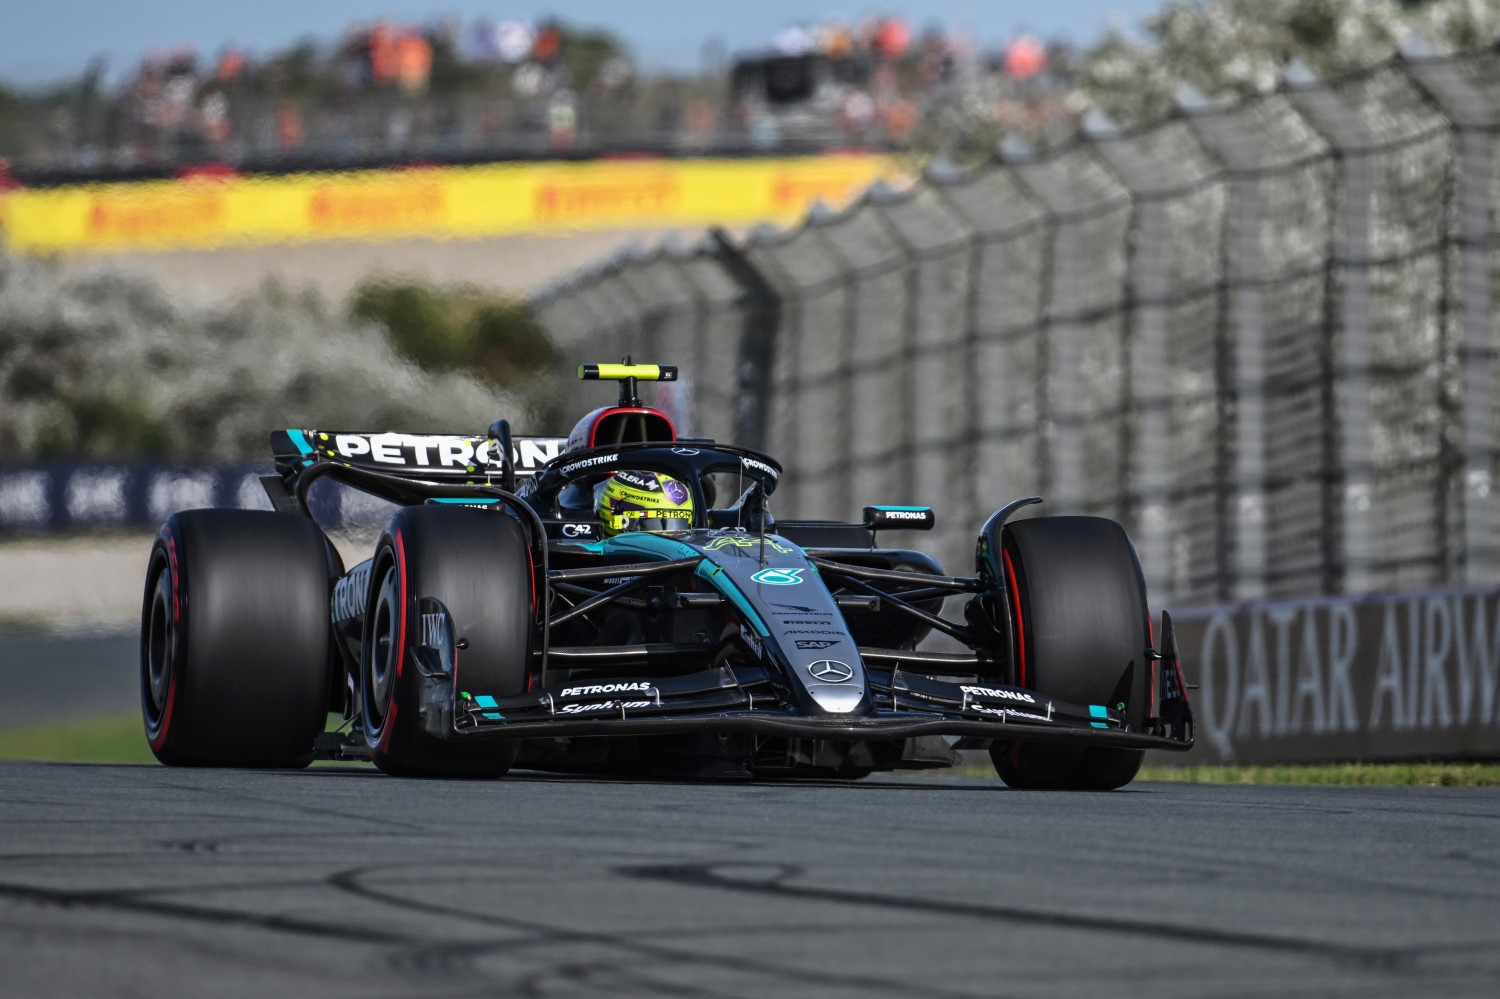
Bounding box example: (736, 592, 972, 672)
(593, 470, 696, 536)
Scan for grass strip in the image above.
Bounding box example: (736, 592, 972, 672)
(0, 713, 363, 766)
(1138, 762, 1500, 787)
(3, 716, 1498, 785)
(0, 713, 154, 764)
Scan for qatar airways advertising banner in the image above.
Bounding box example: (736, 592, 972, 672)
(1161, 591, 1500, 765)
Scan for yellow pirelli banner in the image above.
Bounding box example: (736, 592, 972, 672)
(1, 155, 901, 254)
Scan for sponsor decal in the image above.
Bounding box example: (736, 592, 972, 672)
(795, 639, 839, 650)
(741, 456, 780, 481)
(787, 629, 842, 635)
(663, 479, 690, 505)
(559, 700, 654, 714)
(880, 509, 929, 521)
(66, 469, 129, 522)
(560, 682, 653, 698)
(560, 453, 620, 477)
(960, 685, 1037, 705)
(808, 660, 854, 682)
(770, 166, 878, 210)
(777, 619, 834, 626)
(0, 471, 49, 528)
(772, 603, 830, 615)
(704, 535, 794, 555)
(419, 611, 447, 649)
(970, 704, 1051, 723)
(671, 448, 700, 456)
(147, 471, 216, 522)
(741, 625, 764, 657)
(561, 522, 595, 538)
(331, 563, 373, 624)
(86, 189, 227, 244)
(308, 179, 444, 231)
(1180, 591, 1500, 764)
(614, 469, 660, 491)
(533, 173, 680, 222)
(750, 567, 804, 586)
(325, 433, 563, 473)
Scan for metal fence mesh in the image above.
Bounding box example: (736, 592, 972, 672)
(532, 46, 1500, 607)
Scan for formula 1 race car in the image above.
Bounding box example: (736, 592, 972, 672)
(140, 362, 1193, 788)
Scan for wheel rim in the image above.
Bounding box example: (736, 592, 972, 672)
(362, 564, 400, 744)
(142, 564, 174, 739)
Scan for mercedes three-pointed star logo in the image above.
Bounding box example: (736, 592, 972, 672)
(808, 660, 853, 683)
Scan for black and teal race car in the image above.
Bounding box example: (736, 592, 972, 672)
(141, 363, 1193, 787)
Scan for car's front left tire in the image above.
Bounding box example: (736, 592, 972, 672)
(360, 506, 533, 778)
(989, 515, 1151, 791)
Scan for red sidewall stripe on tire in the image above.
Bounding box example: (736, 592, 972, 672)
(1003, 547, 1026, 690)
(377, 531, 408, 755)
(394, 530, 408, 685)
(150, 531, 181, 753)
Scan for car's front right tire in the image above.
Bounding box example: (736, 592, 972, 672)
(141, 510, 334, 768)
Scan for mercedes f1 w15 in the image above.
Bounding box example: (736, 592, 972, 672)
(141, 362, 1193, 788)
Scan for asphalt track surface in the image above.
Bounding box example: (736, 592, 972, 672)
(2, 761, 1498, 998)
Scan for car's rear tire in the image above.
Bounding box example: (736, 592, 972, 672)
(989, 516, 1149, 790)
(361, 506, 533, 778)
(141, 510, 334, 768)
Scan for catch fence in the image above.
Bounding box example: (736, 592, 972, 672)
(532, 42, 1500, 609)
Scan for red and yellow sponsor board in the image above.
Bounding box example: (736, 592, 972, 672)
(2, 155, 902, 254)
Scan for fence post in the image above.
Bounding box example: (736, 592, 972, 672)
(1082, 109, 1171, 599)
(928, 151, 1053, 533)
(1402, 41, 1500, 587)
(1177, 87, 1268, 602)
(709, 227, 781, 450)
(1283, 61, 1374, 596)
(865, 176, 979, 575)
(1001, 138, 1080, 513)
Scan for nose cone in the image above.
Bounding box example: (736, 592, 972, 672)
(807, 683, 865, 714)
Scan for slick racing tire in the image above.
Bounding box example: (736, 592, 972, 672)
(990, 516, 1149, 791)
(361, 506, 532, 778)
(141, 510, 335, 768)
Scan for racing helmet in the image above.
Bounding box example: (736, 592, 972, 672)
(595, 470, 695, 537)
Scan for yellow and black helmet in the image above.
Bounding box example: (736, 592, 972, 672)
(594, 470, 695, 537)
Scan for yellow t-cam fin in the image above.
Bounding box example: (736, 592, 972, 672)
(578, 363, 678, 382)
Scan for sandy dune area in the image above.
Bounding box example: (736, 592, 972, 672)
(51, 227, 697, 304)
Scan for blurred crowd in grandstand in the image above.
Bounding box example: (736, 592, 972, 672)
(0, 13, 1074, 177)
(2, 0, 1498, 180)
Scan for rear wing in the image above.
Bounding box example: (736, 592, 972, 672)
(271, 429, 569, 480)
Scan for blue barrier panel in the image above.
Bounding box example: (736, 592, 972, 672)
(0, 462, 356, 533)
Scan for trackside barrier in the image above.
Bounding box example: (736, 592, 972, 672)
(1163, 590, 1500, 766)
(533, 39, 1500, 610)
(1, 155, 899, 254)
(0, 462, 394, 533)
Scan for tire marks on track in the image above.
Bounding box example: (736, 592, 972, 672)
(324, 864, 986, 999)
(620, 862, 1412, 973)
(0, 879, 409, 945)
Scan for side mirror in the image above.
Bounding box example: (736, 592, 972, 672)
(488, 419, 517, 492)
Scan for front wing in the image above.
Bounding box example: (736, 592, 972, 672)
(415, 661, 1195, 753)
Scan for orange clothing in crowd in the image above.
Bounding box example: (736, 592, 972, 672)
(370, 21, 398, 85)
(395, 32, 433, 93)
